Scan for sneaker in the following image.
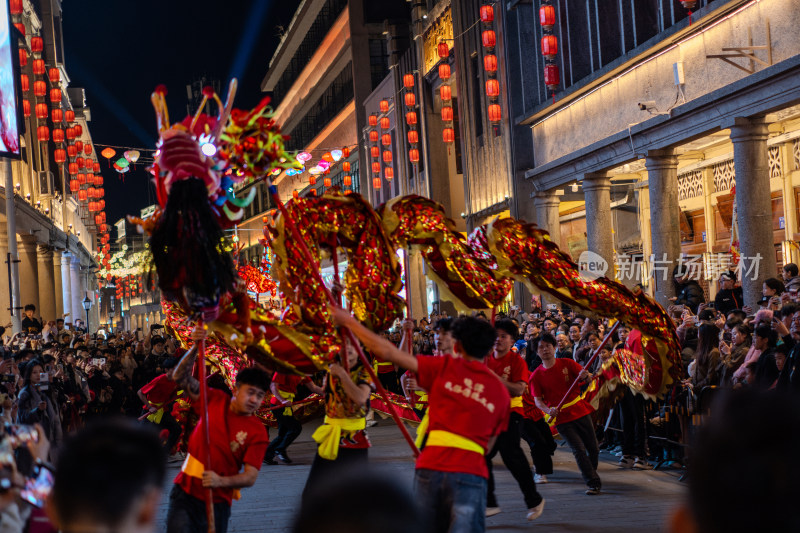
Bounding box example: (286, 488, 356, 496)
(585, 485, 601, 495)
(276, 451, 292, 464)
(526, 499, 545, 521)
(611, 445, 623, 454)
(366, 420, 378, 428)
(618, 455, 635, 468)
(263, 455, 277, 465)
(534, 473, 548, 484)
(168, 452, 185, 463)
(485, 507, 502, 517)
(633, 457, 654, 470)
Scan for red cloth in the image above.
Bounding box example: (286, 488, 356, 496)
(625, 329, 643, 355)
(530, 358, 594, 425)
(485, 350, 529, 415)
(269, 372, 309, 407)
(140, 373, 178, 405)
(415, 354, 510, 478)
(175, 389, 269, 504)
(522, 384, 545, 422)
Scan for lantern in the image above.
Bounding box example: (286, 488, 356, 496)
(482, 30, 496, 49)
(94, 214, 103, 226)
(324, 177, 332, 188)
(49, 88, 61, 104)
(370, 146, 380, 158)
(308, 175, 316, 185)
(540, 4, 556, 30)
(368, 114, 378, 127)
(439, 63, 451, 80)
(48, 67, 60, 83)
(405, 111, 417, 125)
(9, 0, 21, 15)
(31, 59, 45, 76)
(343, 175, 352, 187)
(20, 74, 28, 92)
(403, 73, 414, 88)
(486, 79, 500, 98)
(381, 133, 391, 146)
(93, 162, 100, 173)
(438, 41, 449, 59)
(63, 126, 74, 140)
(70, 179, 79, 192)
(385, 167, 394, 180)
(484, 54, 498, 73)
(407, 130, 419, 144)
(342, 161, 351, 172)
(544, 64, 560, 91)
(680, 0, 698, 9)
(343, 147, 350, 158)
(382, 150, 392, 163)
(77, 173, 85, 185)
(101, 147, 116, 160)
(87, 187, 96, 199)
(292, 190, 299, 200)
(441, 106, 453, 121)
(22, 99, 30, 117)
(52, 128, 64, 143)
(369, 130, 379, 142)
(84, 144, 92, 155)
(78, 190, 87, 202)
(75, 140, 83, 152)
(36, 125, 49, 142)
(372, 161, 381, 174)
(30, 36, 43, 53)
(68, 162, 78, 174)
(33, 80, 46, 96)
(440, 85, 452, 101)
(74, 124, 82, 136)
(409, 148, 420, 163)
(373, 177, 381, 189)
(379, 99, 389, 113)
(310, 189, 318, 197)
(380, 116, 390, 129)
(51, 108, 62, 123)
(404, 92, 416, 107)
(100, 224, 107, 233)
(480, 5, 494, 23)
(488, 103, 502, 123)
(54, 149, 66, 163)
(67, 145, 77, 158)
(65, 109, 75, 123)
(76, 157, 84, 169)
(541, 35, 558, 59)
(35, 102, 47, 119)
(443, 127, 455, 143)
(18, 49, 27, 67)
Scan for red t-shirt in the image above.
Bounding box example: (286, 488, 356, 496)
(530, 358, 594, 425)
(140, 373, 178, 406)
(485, 350, 529, 415)
(415, 354, 510, 478)
(522, 384, 545, 422)
(175, 389, 269, 504)
(269, 372, 309, 407)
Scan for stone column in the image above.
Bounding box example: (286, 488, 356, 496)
(17, 235, 39, 314)
(52, 252, 63, 319)
(646, 149, 681, 307)
(533, 190, 562, 247)
(36, 245, 56, 323)
(60, 252, 72, 324)
(730, 117, 777, 307)
(0, 234, 9, 327)
(70, 256, 83, 325)
(781, 141, 799, 264)
(582, 173, 614, 277)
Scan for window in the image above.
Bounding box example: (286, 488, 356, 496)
(471, 55, 483, 139)
(369, 38, 390, 90)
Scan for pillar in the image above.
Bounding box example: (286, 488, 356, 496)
(52, 252, 63, 319)
(61, 252, 72, 324)
(635, 178, 654, 296)
(730, 117, 777, 307)
(17, 235, 39, 315)
(533, 191, 562, 247)
(70, 256, 83, 325)
(702, 167, 718, 300)
(646, 149, 681, 307)
(406, 249, 428, 321)
(582, 172, 614, 276)
(0, 234, 9, 327)
(36, 245, 56, 323)
(781, 141, 799, 264)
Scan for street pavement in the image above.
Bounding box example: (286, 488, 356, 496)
(155, 417, 686, 532)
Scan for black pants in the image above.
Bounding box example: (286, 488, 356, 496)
(302, 447, 368, 503)
(620, 389, 646, 457)
(265, 409, 302, 458)
(520, 416, 556, 475)
(486, 412, 543, 509)
(157, 411, 181, 453)
(166, 484, 231, 533)
(556, 414, 601, 488)
(378, 370, 402, 395)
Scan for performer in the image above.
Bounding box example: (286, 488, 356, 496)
(531, 333, 601, 495)
(400, 317, 454, 418)
(520, 372, 557, 484)
(138, 357, 182, 456)
(264, 371, 324, 465)
(332, 307, 545, 532)
(166, 328, 270, 533)
(303, 337, 374, 500)
(483, 319, 544, 518)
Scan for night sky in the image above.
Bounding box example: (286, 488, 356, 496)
(61, 0, 301, 226)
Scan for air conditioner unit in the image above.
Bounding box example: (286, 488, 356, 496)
(38, 171, 54, 196)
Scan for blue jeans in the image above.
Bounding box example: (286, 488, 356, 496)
(166, 484, 231, 533)
(414, 468, 486, 533)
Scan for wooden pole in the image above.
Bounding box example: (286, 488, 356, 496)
(196, 319, 216, 532)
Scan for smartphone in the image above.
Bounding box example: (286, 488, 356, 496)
(90, 358, 106, 368)
(0, 375, 15, 383)
(723, 331, 732, 343)
(547, 304, 558, 311)
(20, 465, 54, 508)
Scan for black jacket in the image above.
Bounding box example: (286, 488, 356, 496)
(715, 287, 743, 316)
(675, 280, 704, 314)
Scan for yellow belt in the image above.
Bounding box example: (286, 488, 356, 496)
(546, 395, 585, 426)
(415, 411, 430, 448)
(425, 430, 484, 455)
(278, 392, 295, 416)
(413, 390, 428, 410)
(146, 405, 165, 424)
(510, 396, 523, 409)
(311, 416, 366, 460)
(181, 453, 241, 500)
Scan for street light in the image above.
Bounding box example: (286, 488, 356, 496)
(82, 295, 92, 334)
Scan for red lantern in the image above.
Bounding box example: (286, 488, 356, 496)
(405, 111, 417, 125)
(343, 175, 352, 187)
(407, 130, 419, 144)
(75, 140, 83, 152)
(369, 130, 379, 142)
(385, 167, 394, 180)
(76, 157, 84, 169)
(308, 175, 316, 185)
(83, 144, 92, 155)
(484, 54, 498, 73)
(20, 74, 29, 92)
(439, 63, 451, 80)
(77, 173, 86, 185)
(342, 161, 351, 172)
(343, 147, 350, 158)
(370, 146, 380, 158)
(52, 128, 64, 143)
(480, 5, 494, 23)
(65, 109, 75, 123)
(68, 162, 78, 174)
(405, 92, 416, 107)
(292, 190, 299, 200)
(540, 4, 556, 30)
(70, 179, 79, 192)
(53, 148, 66, 163)
(380, 116, 390, 129)
(12, 23, 24, 36)
(443, 127, 455, 143)
(544, 64, 560, 91)
(372, 161, 381, 174)
(541, 35, 558, 59)
(100, 224, 107, 233)
(441, 106, 453, 122)
(379, 99, 389, 113)
(33, 80, 46, 97)
(403, 73, 415, 88)
(18, 49, 27, 67)
(482, 30, 496, 49)
(486, 79, 500, 98)
(67, 145, 77, 158)
(36, 125, 49, 142)
(368, 114, 377, 127)
(488, 103, 502, 123)
(35, 102, 47, 119)
(74, 124, 82, 137)
(9, 0, 22, 15)
(440, 85, 452, 101)
(93, 162, 100, 173)
(409, 148, 420, 163)
(49, 88, 61, 104)
(78, 190, 87, 202)
(438, 41, 449, 59)
(324, 177, 332, 188)
(31, 59, 44, 75)
(51, 108, 62, 123)
(30, 36, 43, 53)
(382, 150, 392, 163)
(22, 99, 30, 117)
(373, 177, 381, 189)
(48, 67, 60, 83)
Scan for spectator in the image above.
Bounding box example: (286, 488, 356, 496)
(783, 263, 800, 294)
(670, 265, 704, 314)
(555, 332, 573, 359)
(714, 270, 743, 316)
(751, 324, 779, 389)
(686, 324, 721, 390)
(20, 305, 42, 335)
(719, 323, 751, 386)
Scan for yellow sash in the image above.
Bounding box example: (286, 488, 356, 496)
(425, 430, 484, 455)
(278, 392, 295, 416)
(180, 453, 241, 500)
(311, 416, 366, 460)
(413, 389, 428, 410)
(510, 396, 523, 409)
(414, 411, 430, 448)
(545, 395, 585, 425)
(146, 406, 165, 424)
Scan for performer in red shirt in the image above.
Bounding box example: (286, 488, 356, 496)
(332, 307, 545, 532)
(531, 333, 601, 495)
(264, 371, 324, 465)
(138, 356, 182, 456)
(521, 376, 557, 484)
(483, 319, 544, 519)
(166, 328, 270, 533)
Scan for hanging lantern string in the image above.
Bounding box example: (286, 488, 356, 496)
(92, 143, 156, 153)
